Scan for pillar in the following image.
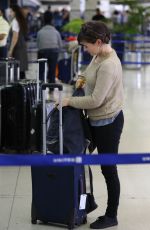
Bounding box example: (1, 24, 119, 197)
(70, 0, 111, 21)
(84, 0, 98, 21)
(70, 0, 82, 20)
(99, 0, 111, 18)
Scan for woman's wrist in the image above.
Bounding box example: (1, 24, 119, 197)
(63, 97, 70, 106)
(8, 46, 13, 55)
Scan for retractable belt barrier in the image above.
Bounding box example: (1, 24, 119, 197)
(111, 35, 150, 66)
(112, 39, 150, 44)
(0, 153, 150, 166)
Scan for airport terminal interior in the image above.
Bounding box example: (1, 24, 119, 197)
(0, 0, 150, 230)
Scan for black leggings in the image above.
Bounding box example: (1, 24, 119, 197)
(91, 111, 124, 217)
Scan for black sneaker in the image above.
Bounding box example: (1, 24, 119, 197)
(90, 215, 118, 229)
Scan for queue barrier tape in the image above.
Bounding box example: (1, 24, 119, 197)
(112, 34, 150, 38)
(0, 153, 150, 166)
(114, 50, 150, 54)
(122, 61, 150, 65)
(112, 39, 150, 44)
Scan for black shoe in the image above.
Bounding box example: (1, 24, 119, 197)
(90, 215, 118, 229)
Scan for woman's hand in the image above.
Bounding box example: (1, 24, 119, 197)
(62, 98, 70, 106)
(55, 97, 70, 107)
(8, 31, 18, 58)
(75, 77, 86, 89)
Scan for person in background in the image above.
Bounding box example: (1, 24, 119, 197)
(60, 21, 124, 229)
(37, 11, 63, 84)
(0, 8, 10, 58)
(21, 6, 30, 19)
(112, 10, 122, 24)
(8, 4, 28, 79)
(61, 8, 70, 26)
(45, 5, 53, 17)
(53, 9, 62, 31)
(92, 8, 106, 21)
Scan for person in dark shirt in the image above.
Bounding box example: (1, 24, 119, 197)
(8, 5, 28, 79)
(45, 5, 53, 18)
(92, 8, 106, 21)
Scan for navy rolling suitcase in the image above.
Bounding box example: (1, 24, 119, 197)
(31, 83, 87, 229)
(58, 47, 79, 84)
(31, 166, 87, 229)
(58, 56, 71, 83)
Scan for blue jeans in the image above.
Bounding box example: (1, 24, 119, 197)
(91, 111, 124, 217)
(38, 48, 59, 83)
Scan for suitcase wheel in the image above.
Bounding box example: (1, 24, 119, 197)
(31, 219, 37, 224)
(83, 217, 87, 224)
(68, 223, 74, 230)
(68, 227, 73, 230)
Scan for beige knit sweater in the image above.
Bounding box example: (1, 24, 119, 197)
(69, 49, 124, 121)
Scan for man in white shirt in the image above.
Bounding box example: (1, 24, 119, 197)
(0, 9, 10, 58)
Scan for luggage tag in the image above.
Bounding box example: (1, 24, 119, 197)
(79, 194, 87, 210)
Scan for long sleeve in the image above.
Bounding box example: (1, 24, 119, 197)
(68, 50, 123, 120)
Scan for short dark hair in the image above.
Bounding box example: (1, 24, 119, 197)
(77, 21, 110, 44)
(48, 5, 51, 10)
(44, 11, 53, 25)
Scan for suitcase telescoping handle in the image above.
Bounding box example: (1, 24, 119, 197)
(29, 58, 47, 102)
(70, 46, 80, 81)
(42, 83, 63, 155)
(9, 59, 20, 82)
(37, 58, 47, 102)
(0, 57, 20, 84)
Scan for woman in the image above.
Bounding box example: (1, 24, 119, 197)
(0, 8, 10, 58)
(8, 5, 28, 79)
(61, 21, 124, 229)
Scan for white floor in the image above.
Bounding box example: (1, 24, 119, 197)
(1, 64, 150, 230)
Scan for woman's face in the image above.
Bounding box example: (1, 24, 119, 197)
(9, 8, 15, 20)
(81, 39, 102, 56)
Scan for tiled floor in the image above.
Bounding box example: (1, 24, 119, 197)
(0, 63, 150, 230)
